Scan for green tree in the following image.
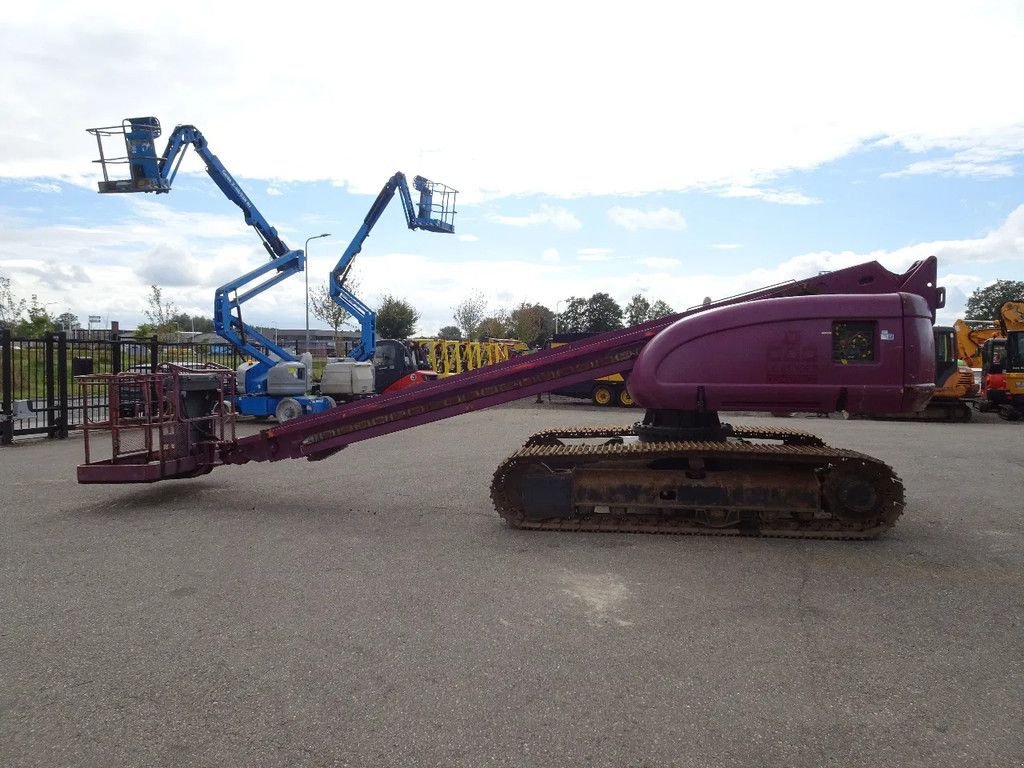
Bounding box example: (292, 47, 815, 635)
(508, 302, 554, 347)
(376, 294, 419, 339)
(55, 312, 80, 332)
(0, 275, 26, 330)
(15, 295, 56, 336)
(169, 312, 214, 334)
(648, 299, 675, 320)
(585, 292, 623, 332)
(623, 294, 675, 326)
(438, 325, 462, 340)
(452, 292, 488, 340)
(310, 280, 359, 353)
(964, 280, 1024, 321)
(143, 284, 180, 339)
(558, 296, 589, 334)
(624, 294, 651, 326)
(476, 313, 511, 340)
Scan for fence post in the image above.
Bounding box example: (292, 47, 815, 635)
(56, 331, 68, 439)
(111, 336, 122, 374)
(150, 335, 159, 371)
(44, 331, 56, 438)
(1, 329, 12, 446)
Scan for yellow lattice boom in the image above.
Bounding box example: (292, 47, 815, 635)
(412, 338, 529, 377)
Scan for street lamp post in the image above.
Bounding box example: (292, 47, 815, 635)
(555, 299, 564, 336)
(304, 233, 332, 353)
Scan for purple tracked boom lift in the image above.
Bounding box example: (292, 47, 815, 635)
(78, 257, 944, 539)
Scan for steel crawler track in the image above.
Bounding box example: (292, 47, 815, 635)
(491, 424, 904, 539)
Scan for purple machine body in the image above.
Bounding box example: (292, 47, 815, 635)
(628, 293, 935, 415)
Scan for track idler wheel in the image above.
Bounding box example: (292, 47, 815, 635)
(821, 459, 902, 527)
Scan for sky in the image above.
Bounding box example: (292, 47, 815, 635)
(1, 1, 1022, 335)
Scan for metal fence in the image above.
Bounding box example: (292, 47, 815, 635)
(1, 330, 245, 444)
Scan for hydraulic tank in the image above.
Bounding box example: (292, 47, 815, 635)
(627, 292, 935, 415)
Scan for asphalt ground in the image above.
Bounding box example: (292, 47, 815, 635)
(2, 399, 1022, 767)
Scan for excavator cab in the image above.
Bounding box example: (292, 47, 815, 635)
(933, 326, 958, 387)
(1008, 332, 1024, 372)
(87, 117, 169, 193)
(982, 338, 1006, 376)
(1002, 331, 1024, 416)
(979, 338, 1007, 408)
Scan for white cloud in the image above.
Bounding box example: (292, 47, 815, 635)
(878, 126, 1024, 179)
(489, 205, 582, 230)
(938, 273, 984, 291)
(2, 5, 1022, 200)
(457, 234, 479, 242)
(639, 257, 680, 269)
(266, 185, 283, 196)
(718, 186, 821, 205)
(882, 147, 1016, 179)
(25, 181, 61, 193)
(712, 243, 740, 250)
(608, 207, 687, 231)
(577, 253, 611, 262)
(541, 247, 560, 264)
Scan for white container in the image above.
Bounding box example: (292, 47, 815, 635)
(320, 359, 374, 399)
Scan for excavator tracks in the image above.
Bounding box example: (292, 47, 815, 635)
(491, 424, 904, 539)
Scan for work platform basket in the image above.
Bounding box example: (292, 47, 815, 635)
(77, 363, 236, 483)
(86, 116, 169, 193)
(412, 175, 457, 233)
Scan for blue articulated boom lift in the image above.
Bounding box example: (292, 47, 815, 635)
(87, 117, 333, 421)
(320, 172, 457, 398)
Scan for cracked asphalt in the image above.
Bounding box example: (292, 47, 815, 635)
(2, 400, 1022, 767)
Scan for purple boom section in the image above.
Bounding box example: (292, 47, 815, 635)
(224, 258, 943, 466)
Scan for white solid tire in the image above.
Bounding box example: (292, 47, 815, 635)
(275, 397, 303, 422)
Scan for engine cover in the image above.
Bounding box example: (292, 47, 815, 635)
(627, 292, 934, 416)
(266, 361, 308, 396)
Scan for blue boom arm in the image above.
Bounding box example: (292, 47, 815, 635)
(330, 172, 456, 361)
(158, 125, 291, 260)
(163, 126, 301, 370)
(88, 117, 300, 372)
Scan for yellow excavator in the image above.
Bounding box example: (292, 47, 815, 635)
(989, 302, 1024, 419)
(925, 326, 978, 420)
(954, 318, 1001, 369)
(955, 302, 1024, 419)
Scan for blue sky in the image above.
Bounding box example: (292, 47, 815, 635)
(1, 2, 1022, 333)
